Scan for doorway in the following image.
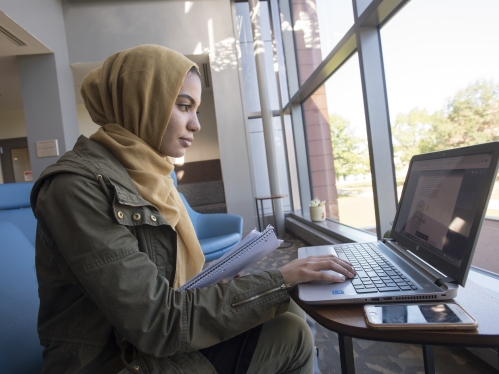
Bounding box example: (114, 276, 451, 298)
(0, 137, 32, 184)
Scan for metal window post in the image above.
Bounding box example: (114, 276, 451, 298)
(354, 0, 398, 238)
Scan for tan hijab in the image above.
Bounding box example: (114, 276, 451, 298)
(81, 44, 205, 289)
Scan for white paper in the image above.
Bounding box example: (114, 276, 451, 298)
(178, 225, 282, 291)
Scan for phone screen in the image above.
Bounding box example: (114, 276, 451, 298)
(376, 304, 462, 324)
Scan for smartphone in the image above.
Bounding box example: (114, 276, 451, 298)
(364, 302, 478, 330)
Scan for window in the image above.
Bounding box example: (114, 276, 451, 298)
(301, 54, 376, 231)
(248, 117, 292, 215)
(236, 1, 280, 113)
(382, 0, 499, 274)
(236, 1, 292, 217)
(290, 0, 353, 85)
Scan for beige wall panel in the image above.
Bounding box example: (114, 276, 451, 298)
(0, 109, 26, 139)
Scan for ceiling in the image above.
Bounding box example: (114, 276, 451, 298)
(0, 11, 52, 57)
(0, 11, 52, 111)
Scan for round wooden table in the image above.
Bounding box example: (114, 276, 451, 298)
(291, 279, 499, 373)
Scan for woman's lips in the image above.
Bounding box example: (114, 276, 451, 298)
(179, 138, 193, 147)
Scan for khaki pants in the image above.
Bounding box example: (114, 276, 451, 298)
(246, 300, 314, 374)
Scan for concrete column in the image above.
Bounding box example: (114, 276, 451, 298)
(248, 0, 286, 237)
(17, 53, 79, 179)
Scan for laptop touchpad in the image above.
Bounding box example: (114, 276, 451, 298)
(310, 273, 357, 295)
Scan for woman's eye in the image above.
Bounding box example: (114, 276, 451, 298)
(179, 104, 190, 112)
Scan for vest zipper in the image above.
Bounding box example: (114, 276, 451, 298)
(231, 284, 292, 307)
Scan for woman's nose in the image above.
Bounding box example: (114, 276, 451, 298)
(188, 114, 201, 132)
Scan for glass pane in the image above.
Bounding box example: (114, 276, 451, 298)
(316, 0, 354, 59)
(382, 0, 499, 204)
(302, 52, 375, 231)
(291, 0, 354, 84)
(11, 147, 32, 183)
(236, 1, 280, 113)
(382, 0, 499, 273)
(248, 116, 291, 215)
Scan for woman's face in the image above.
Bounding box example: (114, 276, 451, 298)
(159, 71, 202, 158)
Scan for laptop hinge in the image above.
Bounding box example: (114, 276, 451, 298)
(382, 239, 449, 283)
(435, 276, 457, 287)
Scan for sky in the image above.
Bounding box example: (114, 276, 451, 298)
(315, 0, 499, 137)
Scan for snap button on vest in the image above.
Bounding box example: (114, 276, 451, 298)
(151, 215, 157, 222)
(117, 211, 124, 219)
(132, 213, 141, 221)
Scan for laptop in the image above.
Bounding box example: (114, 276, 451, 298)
(298, 142, 499, 305)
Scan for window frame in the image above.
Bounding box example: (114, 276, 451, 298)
(277, 0, 409, 240)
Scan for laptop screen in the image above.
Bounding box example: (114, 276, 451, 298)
(394, 153, 492, 267)
(391, 147, 498, 285)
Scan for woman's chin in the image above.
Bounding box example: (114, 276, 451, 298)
(168, 151, 186, 159)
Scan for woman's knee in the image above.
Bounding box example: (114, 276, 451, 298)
(278, 312, 313, 353)
(287, 299, 306, 320)
(248, 312, 314, 373)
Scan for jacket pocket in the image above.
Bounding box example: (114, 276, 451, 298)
(116, 356, 149, 374)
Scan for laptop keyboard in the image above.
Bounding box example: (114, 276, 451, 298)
(335, 243, 419, 294)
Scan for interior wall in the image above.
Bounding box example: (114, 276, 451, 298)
(61, 0, 256, 233)
(76, 104, 98, 138)
(184, 89, 220, 163)
(0, 109, 26, 139)
(63, 0, 211, 64)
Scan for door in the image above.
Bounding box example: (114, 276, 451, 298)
(0, 137, 32, 184)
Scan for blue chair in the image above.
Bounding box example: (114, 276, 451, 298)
(171, 172, 243, 262)
(0, 182, 37, 245)
(0, 221, 44, 373)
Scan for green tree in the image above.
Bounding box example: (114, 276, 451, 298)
(392, 108, 448, 167)
(329, 114, 370, 178)
(393, 80, 499, 170)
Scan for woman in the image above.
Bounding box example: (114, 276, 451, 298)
(31, 44, 355, 373)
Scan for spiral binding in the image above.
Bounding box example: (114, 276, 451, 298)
(179, 225, 276, 291)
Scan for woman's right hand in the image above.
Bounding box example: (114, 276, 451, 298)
(278, 255, 356, 286)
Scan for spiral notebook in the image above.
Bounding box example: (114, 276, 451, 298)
(178, 225, 282, 291)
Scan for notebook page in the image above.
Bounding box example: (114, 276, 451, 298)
(178, 225, 281, 291)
